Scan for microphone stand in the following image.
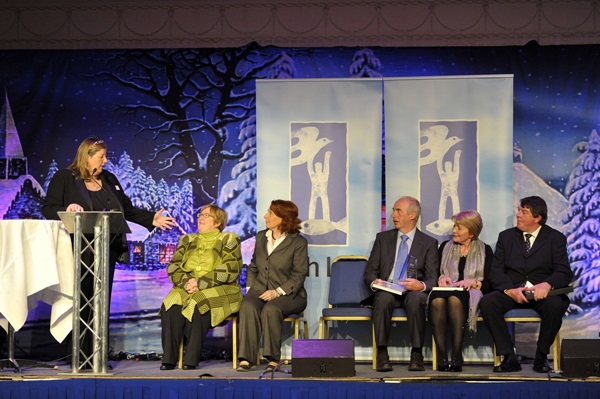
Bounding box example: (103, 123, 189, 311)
(91, 168, 111, 211)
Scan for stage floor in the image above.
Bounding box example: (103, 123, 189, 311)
(0, 358, 591, 382)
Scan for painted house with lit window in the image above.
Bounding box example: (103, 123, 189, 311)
(126, 223, 186, 271)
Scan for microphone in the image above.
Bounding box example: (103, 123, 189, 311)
(91, 168, 111, 211)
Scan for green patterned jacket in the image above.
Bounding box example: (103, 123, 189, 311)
(162, 231, 243, 326)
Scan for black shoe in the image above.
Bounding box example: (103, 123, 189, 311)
(376, 352, 393, 372)
(533, 357, 551, 373)
(449, 354, 463, 372)
(493, 354, 522, 372)
(160, 363, 175, 370)
(408, 352, 425, 371)
(182, 364, 196, 370)
(437, 359, 450, 372)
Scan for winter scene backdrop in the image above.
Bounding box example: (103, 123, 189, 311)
(1, 42, 600, 361)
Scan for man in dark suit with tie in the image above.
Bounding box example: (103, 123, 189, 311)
(479, 196, 573, 373)
(364, 196, 439, 372)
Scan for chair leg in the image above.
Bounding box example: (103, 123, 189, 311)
(372, 324, 377, 370)
(178, 339, 184, 369)
(493, 344, 500, 366)
(318, 318, 323, 339)
(231, 316, 238, 369)
(294, 318, 300, 339)
(302, 321, 309, 339)
(431, 335, 438, 371)
(553, 331, 561, 371)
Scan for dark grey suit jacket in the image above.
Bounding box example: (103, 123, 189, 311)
(488, 225, 573, 291)
(246, 229, 308, 299)
(364, 228, 439, 291)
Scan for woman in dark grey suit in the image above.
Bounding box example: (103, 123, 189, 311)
(236, 199, 308, 372)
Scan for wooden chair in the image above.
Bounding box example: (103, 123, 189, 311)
(430, 315, 485, 371)
(372, 308, 409, 369)
(286, 312, 309, 342)
(178, 315, 238, 369)
(493, 309, 562, 371)
(236, 312, 308, 366)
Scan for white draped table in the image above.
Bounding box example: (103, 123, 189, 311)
(0, 220, 74, 343)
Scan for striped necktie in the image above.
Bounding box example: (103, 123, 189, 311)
(525, 234, 533, 252)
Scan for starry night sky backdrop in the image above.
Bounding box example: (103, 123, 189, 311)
(2, 43, 599, 194)
(1, 42, 600, 354)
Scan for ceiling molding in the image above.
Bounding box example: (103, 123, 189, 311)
(0, 0, 598, 49)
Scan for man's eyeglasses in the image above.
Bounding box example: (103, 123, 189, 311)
(198, 213, 214, 219)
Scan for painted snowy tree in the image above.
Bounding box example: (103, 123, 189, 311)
(179, 179, 195, 233)
(266, 52, 296, 79)
(349, 48, 382, 78)
(218, 115, 257, 240)
(145, 175, 159, 210)
(4, 179, 44, 219)
(92, 44, 284, 210)
(112, 152, 135, 191)
(42, 159, 58, 193)
(128, 166, 151, 209)
(562, 129, 600, 306)
(219, 51, 296, 241)
(167, 182, 183, 223)
(155, 178, 171, 210)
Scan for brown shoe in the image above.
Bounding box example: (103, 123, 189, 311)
(408, 352, 425, 371)
(376, 353, 393, 372)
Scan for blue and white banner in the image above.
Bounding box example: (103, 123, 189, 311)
(384, 76, 514, 245)
(256, 79, 382, 349)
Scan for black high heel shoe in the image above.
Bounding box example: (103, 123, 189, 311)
(437, 359, 450, 372)
(449, 355, 463, 372)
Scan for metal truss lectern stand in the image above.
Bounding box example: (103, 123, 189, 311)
(58, 211, 129, 375)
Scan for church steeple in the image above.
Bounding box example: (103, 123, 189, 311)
(0, 89, 27, 179)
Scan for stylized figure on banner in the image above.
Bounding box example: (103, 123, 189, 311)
(291, 126, 332, 167)
(308, 151, 331, 220)
(290, 125, 348, 239)
(420, 125, 462, 167)
(420, 125, 463, 236)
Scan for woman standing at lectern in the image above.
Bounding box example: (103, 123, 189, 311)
(42, 136, 175, 365)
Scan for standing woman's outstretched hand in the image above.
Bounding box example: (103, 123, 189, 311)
(153, 208, 177, 230)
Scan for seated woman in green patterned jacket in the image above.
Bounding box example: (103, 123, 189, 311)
(159, 204, 243, 370)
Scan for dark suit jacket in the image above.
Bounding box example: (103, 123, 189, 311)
(488, 225, 573, 291)
(364, 228, 439, 291)
(42, 169, 155, 234)
(246, 229, 308, 299)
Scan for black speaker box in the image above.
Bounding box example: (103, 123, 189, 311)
(291, 339, 355, 378)
(561, 339, 600, 378)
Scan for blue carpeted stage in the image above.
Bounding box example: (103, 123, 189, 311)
(1, 377, 600, 399)
(2, 359, 600, 399)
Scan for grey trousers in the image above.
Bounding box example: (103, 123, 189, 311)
(237, 292, 307, 363)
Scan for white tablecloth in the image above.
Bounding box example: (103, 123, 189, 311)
(0, 220, 74, 343)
